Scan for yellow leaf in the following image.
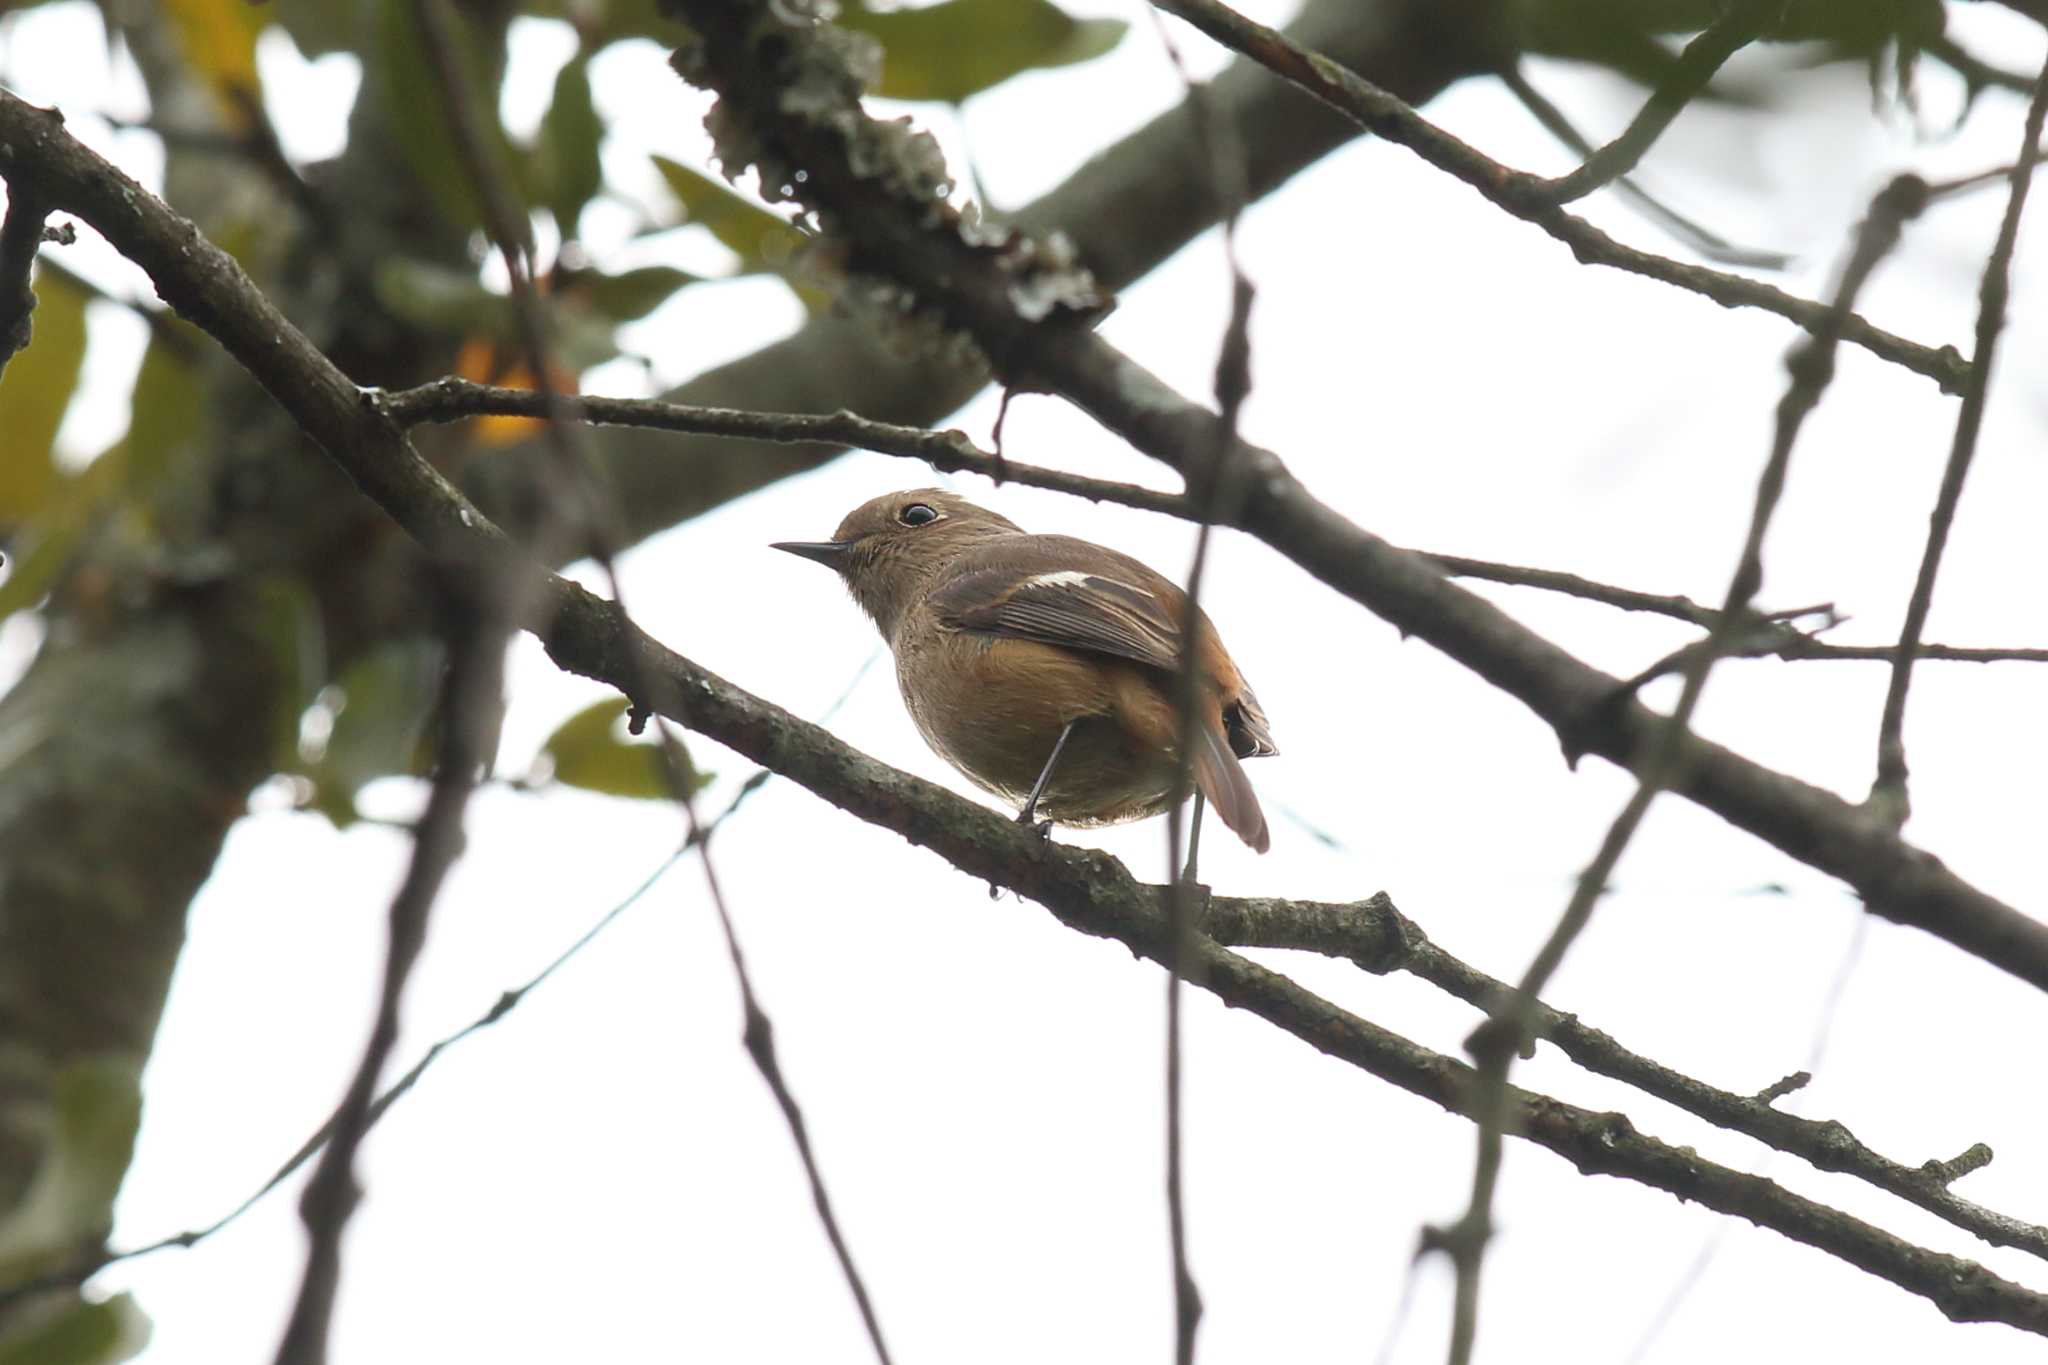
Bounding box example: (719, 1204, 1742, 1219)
(0, 272, 86, 525)
(162, 0, 265, 122)
(451, 337, 578, 448)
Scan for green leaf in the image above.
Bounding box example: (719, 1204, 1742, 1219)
(569, 264, 699, 322)
(299, 637, 444, 826)
(649, 155, 804, 275)
(0, 272, 87, 525)
(837, 0, 1126, 103)
(0, 1057, 144, 1283)
(374, 258, 624, 371)
(272, 0, 365, 58)
(533, 52, 604, 238)
(0, 1293, 150, 1365)
(540, 697, 704, 801)
(374, 0, 523, 245)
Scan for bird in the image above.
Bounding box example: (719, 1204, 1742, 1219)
(773, 488, 1276, 854)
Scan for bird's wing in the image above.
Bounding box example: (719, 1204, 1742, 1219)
(926, 535, 1186, 675)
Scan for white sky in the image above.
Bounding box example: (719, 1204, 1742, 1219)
(4, 2, 2048, 1362)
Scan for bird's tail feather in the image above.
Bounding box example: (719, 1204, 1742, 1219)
(1194, 723, 1270, 854)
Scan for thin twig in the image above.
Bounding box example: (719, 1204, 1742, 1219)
(410, 6, 893, 1357)
(387, 383, 2048, 667)
(1869, 60, 2048, 828)
(274, 598, 505, 1365)
(382, 378, 1195, 517)
(1622, 908, 1872, 1361)
(1433, 170, 1931, 1365)
(1146, 0, 1968, 392)
(1927, 35, 2039, 100)
(1537, 0, 1772, 206)
(1148, 10, 1258, 1355)
(1499, 63, 1788, 268)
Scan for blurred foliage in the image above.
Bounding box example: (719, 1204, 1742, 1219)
(837, 0, 1126, 103)
(161, 0, 263, 118)
(1518, 0, 1947, 91)
(538, 697, 707, 800)
(292, 638, 446, 826)
(0, 1058, 148, 1365)
(0, 274, 86, 530)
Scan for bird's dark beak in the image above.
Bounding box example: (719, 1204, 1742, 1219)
(772, 539, 853, 569)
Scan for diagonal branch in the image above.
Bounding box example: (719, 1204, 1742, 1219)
(1869, 59, 2048, 827)
(1535, 0, 1771, 206)
(1202, 890, 2048, 1264)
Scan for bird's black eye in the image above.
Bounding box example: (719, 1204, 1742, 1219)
(898, 503, 940, 527)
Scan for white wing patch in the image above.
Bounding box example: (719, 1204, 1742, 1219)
(1021, 570, 1152, 595)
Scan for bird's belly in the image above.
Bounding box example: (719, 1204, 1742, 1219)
(897, 635, 1178, 827)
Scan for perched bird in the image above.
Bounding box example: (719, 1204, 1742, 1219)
(774, 489, 1276, 853)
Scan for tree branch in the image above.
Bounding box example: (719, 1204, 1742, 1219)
(0, 105, 58, 375)
(1869, 59, 2048, 826)
(1201, 891, 2048, 1264)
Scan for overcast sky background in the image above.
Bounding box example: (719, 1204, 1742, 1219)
(5, 1, 2048, 1361)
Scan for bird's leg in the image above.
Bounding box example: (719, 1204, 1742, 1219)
(1016, 718, 1078, 839)
(1180, 789, 1206, 886)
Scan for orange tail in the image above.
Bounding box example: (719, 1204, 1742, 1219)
(1193, 724, 1270, 853)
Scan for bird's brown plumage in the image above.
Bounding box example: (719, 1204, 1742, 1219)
(774, 488, 1276, 852)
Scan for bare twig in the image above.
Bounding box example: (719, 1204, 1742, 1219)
(1869, 60, 2048, 828)
(1145, 0, 1968, 392)
(1535, 0, 1771, 206)
(1927, 35, 2039, 100)
(274, 598, 505, 1365)
(1498, 63, 1788, 268)
(382, 378, 1196, 517)
(410, 6, 893, 1357)
(387, 383, 2048, 667)
(1146, 10, 1263, 1353)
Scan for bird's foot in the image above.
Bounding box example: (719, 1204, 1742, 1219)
(1013, 808, 1055, 841)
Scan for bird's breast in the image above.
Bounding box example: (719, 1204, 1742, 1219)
(892, 630, 1181, 825)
